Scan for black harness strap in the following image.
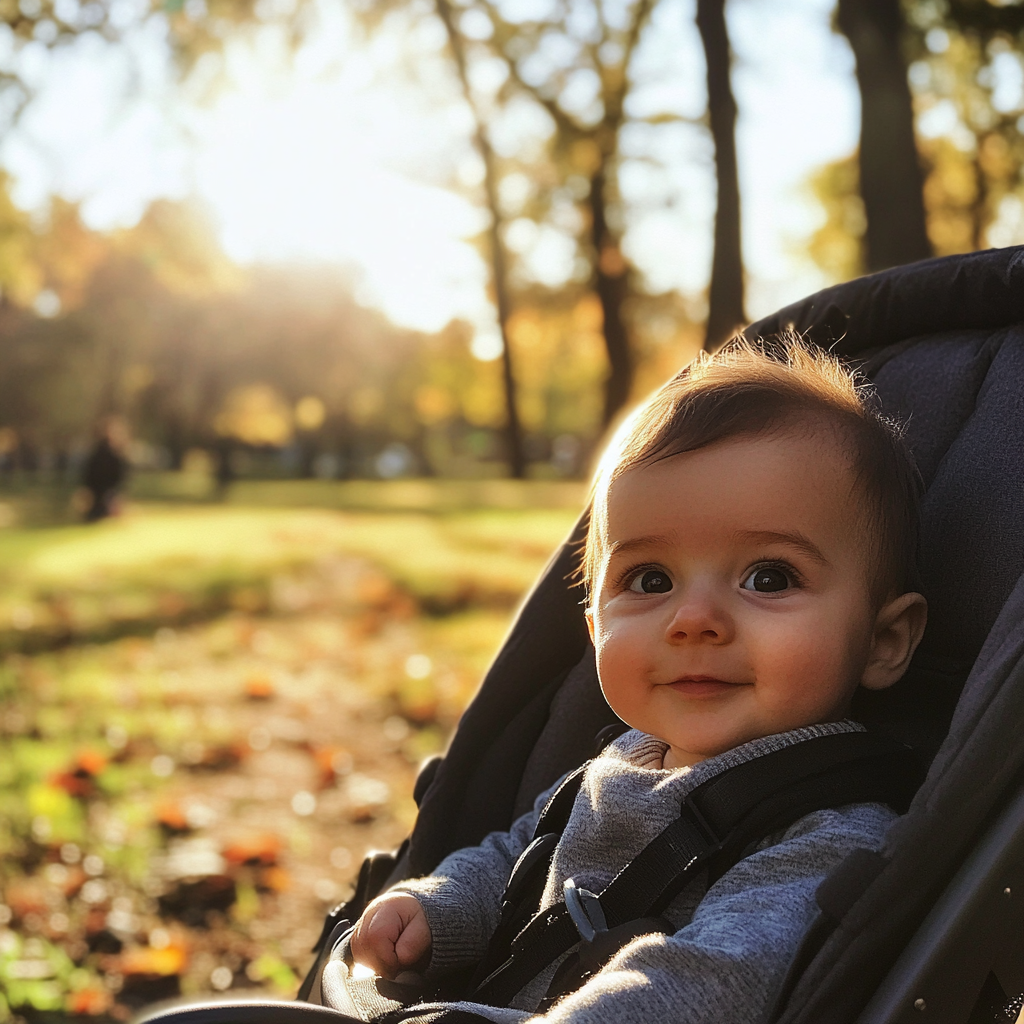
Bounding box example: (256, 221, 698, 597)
(469, 732, 921, 1008)
(468, 763, 590, 986)
(533, 763, 589, 837)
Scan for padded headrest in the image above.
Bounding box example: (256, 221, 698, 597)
(842, 329, 1024, 753)
(869, 331, 1024, 665)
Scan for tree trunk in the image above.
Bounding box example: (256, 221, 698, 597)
(971, 136, 991, 251)
(482, 148, 527, 479)
(837, 0, 932, 272)
(696, 0, 746, 351)
(435, 0, 526, 479)
(589, 166, 633, 427)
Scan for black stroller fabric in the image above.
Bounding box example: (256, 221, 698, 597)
(403, 245, 1024, 1023)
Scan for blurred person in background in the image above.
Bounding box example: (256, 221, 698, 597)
(81, 417, 129, 522)
(214, 438, 236, 500)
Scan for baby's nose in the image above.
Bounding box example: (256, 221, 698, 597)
(665, 595, 734, 644)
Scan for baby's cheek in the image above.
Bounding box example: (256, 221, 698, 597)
(595, 648, 647, 721)
(761, 640, 849, 712)
(594, 622, 640, 674)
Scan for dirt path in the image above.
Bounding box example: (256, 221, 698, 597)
(0, 557, 489, 1021)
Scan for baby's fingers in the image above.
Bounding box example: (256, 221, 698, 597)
(393, 907, 431, 970)
(352, 895, 431, 979)
(361, 908, 405, 976)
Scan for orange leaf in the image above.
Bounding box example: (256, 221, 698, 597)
(244, 674, 275, 700)
(50, 770, 94, 798)
(154, 799, 189, 832)
(58, 866, 87, 898)
(117, 943, 188, 977)
(76, 749, 108, 776)
(4, 877, 49, 918)
(67, 987, 112, 1016)
(312, 746, 351, 788)
(222, 833, 282, 867)
(258, 866, 291, 893)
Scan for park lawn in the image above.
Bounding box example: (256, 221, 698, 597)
(0, 479, 587, 651)
(0, 480, 586, 1021)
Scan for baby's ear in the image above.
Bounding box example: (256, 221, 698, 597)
(585, 606, 596, 644)
(861, 592, 928, 691)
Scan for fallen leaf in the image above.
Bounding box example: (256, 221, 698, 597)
(244, 674, 275, 700)
(257, 866, 291, 893)
(154, 800, 189, 834)
(117, 943, 189, 978)
(66, 987, 113, 1016)
(5, 876, 51, 919)
(221, 833, 282, 867)
(312, 745, 352, 788)
(76, 749, 108, 776)
(188, 743, 246, 772)
(157, 875, 237, 926)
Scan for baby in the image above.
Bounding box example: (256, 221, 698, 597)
(349, 338, 928, 1022)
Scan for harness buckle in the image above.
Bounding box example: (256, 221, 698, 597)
(563, 878, 608, 943)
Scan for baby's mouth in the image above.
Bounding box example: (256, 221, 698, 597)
(665, 676, 741, 697)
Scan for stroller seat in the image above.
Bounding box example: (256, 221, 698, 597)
(142, 246, 1024, 1024)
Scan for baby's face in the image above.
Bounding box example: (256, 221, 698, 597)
(587, 428, 884, 769)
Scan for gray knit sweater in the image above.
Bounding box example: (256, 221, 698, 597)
(394, 721, 898, 1024)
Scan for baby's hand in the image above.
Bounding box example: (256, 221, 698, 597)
(350, 892, 432, 979)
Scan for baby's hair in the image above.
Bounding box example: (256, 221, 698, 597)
(583, 334, 923, 604)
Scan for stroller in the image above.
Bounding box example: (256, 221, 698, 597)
(140, 244, 1024, 1024)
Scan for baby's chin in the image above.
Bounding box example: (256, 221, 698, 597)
(662, 746, 711, 770)
(659, 726, 778, 768)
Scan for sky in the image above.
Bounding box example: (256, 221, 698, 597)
(0, 0, 861, 344)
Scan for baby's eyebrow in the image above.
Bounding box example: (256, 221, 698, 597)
(736, 529, 829, 565)
(607, 534, 673, 557)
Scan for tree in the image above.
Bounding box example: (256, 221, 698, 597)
(943, 1, 1024, 36)
(804, 154, 865, 282)
(356, 1, 724, 435)
(912, 1, 1024, 252)
(433, 0, 526, 478)
(467, 0, 657, 428)
(695, 0, 744, 350)
(836, 0, 932, 272)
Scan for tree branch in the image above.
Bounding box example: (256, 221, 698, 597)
(478, 0, 585, 139)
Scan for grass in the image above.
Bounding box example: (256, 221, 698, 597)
(131, 475, 589, 513)
(0, 477, 587, 650)
(0, 476, 587, 1022)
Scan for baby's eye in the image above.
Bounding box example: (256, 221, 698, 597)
(742, 566, 792, 593)
(628, 569, 673, 594)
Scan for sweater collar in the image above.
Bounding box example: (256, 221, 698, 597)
(609, 719, 866, 783)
